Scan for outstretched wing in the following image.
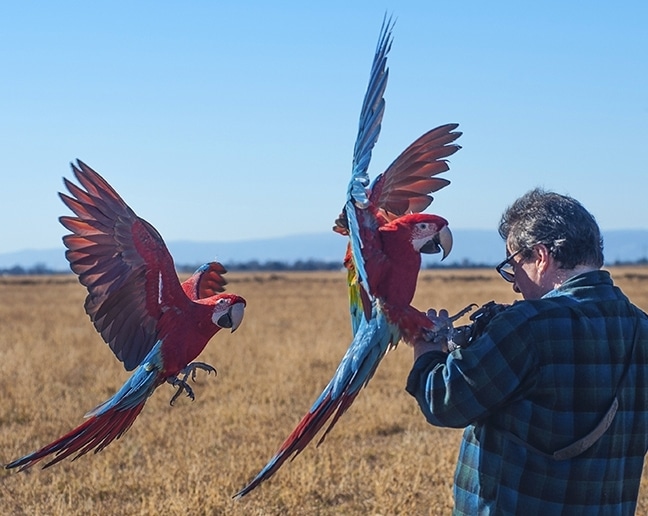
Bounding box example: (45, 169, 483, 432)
(181, 262, 228, 300)
(59, 160, 187, 371)
(343, 15, 394, 326)
(370, 123, 461, 219)
(347, 15, 393, 209)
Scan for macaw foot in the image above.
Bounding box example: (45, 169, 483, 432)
(429, 301, 510, 351)
(182, 361, 217, 381)
(167, 376, 195, 405)
(422, 303, 478, 344)
(167, 362, 218, 406)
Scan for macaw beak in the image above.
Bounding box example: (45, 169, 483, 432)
(420, 225, 453, 260)
(215, 302, 245, 332)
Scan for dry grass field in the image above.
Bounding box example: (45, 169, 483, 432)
(2, 267, 648, 515)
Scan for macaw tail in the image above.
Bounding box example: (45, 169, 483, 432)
(234, 386, 361, 499)
(235, 311, 397, 499)
(5, 344, 162, 472)
(4, 403, 146, 471)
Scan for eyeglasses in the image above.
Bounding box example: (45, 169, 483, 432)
(495, 247, 528, 283)
(496, 240, 565, 283)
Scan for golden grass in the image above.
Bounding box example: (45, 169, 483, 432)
(1, 268, 648, 515)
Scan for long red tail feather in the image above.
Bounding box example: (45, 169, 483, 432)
(5, 404, 145, 471)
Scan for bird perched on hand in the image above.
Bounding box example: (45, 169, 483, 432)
(235, 17, 460, 498)
(5, 161, 246, 471)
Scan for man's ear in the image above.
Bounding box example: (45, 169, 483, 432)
(534, 243, 553, 274)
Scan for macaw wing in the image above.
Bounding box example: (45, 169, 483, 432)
(235, 308, 400, 498)
(369, 123, 462, 220)
(345, 203, 383, 328)
(59, 160, 186, 371)
(343, 16, 394, 324)
(347, 15, 393, 209)
(181, 262, 228, 300)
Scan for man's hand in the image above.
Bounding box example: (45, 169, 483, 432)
(412, 337, 447, 360)
(413, 305, 476, 359)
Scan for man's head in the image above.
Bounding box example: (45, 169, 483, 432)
(496, 188, 604, 299)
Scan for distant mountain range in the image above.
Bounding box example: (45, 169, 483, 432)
(1, 229, 648, 272)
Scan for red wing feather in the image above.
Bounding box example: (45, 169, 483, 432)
(370, 123, 461, 219)
(59, 160, 185, 371)
(181, 262, 228, 301)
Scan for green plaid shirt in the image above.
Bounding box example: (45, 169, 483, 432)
(407, 270, 648, 515)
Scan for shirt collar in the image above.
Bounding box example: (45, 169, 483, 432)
(542, 269, 610, 299)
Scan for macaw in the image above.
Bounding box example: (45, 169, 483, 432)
(235, 18, 460, 498)
(5, 161, 246, 471)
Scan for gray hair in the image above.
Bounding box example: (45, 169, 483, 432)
(498, 188, 604, 269)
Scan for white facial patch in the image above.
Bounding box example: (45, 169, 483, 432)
(411, 223, 437, 251)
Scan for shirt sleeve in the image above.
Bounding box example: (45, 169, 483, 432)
(405, 307, 540, 428)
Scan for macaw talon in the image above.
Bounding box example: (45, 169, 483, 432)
(181, 361, 217, 382)
(167, 375, 196, 406)
(167, 362, 217, 405)
(448, 303, 478, 322)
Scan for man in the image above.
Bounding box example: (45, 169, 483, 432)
(406, 188, 648, 515)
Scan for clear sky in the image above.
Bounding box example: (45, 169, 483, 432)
(1, 1, 646, 255)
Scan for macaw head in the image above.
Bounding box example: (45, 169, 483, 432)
(208, 293, 246, 332)
(386, 213, 453, 260)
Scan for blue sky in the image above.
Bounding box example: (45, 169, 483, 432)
(1, 1, 646, 255)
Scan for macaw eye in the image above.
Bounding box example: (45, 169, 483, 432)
(417, 223, 428, 230)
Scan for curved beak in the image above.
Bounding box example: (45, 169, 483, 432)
(420, 225, 453, 260)
(438, 225, 453, 260)
(216, 302, 245, 332)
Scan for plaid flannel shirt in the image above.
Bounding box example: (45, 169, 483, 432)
(407, 270, 648, 515)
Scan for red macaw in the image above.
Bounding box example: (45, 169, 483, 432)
(5, 161, 246, 471)
(235, 18, 460, 498)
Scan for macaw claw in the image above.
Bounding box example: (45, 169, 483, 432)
(448, 303, 478, 322)
(168, 376, 195, 405)
(167, 362, 217, 405)
(182, 361, 217, 381)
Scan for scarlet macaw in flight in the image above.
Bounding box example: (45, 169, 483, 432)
(5, 161, 246, 471)
(235, 17, 460, 497)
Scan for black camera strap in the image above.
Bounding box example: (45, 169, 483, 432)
(496, 318, 640, 461)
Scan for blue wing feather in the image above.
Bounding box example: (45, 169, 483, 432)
(348, 15, 393, 208)
(346, 16, 394, 323)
